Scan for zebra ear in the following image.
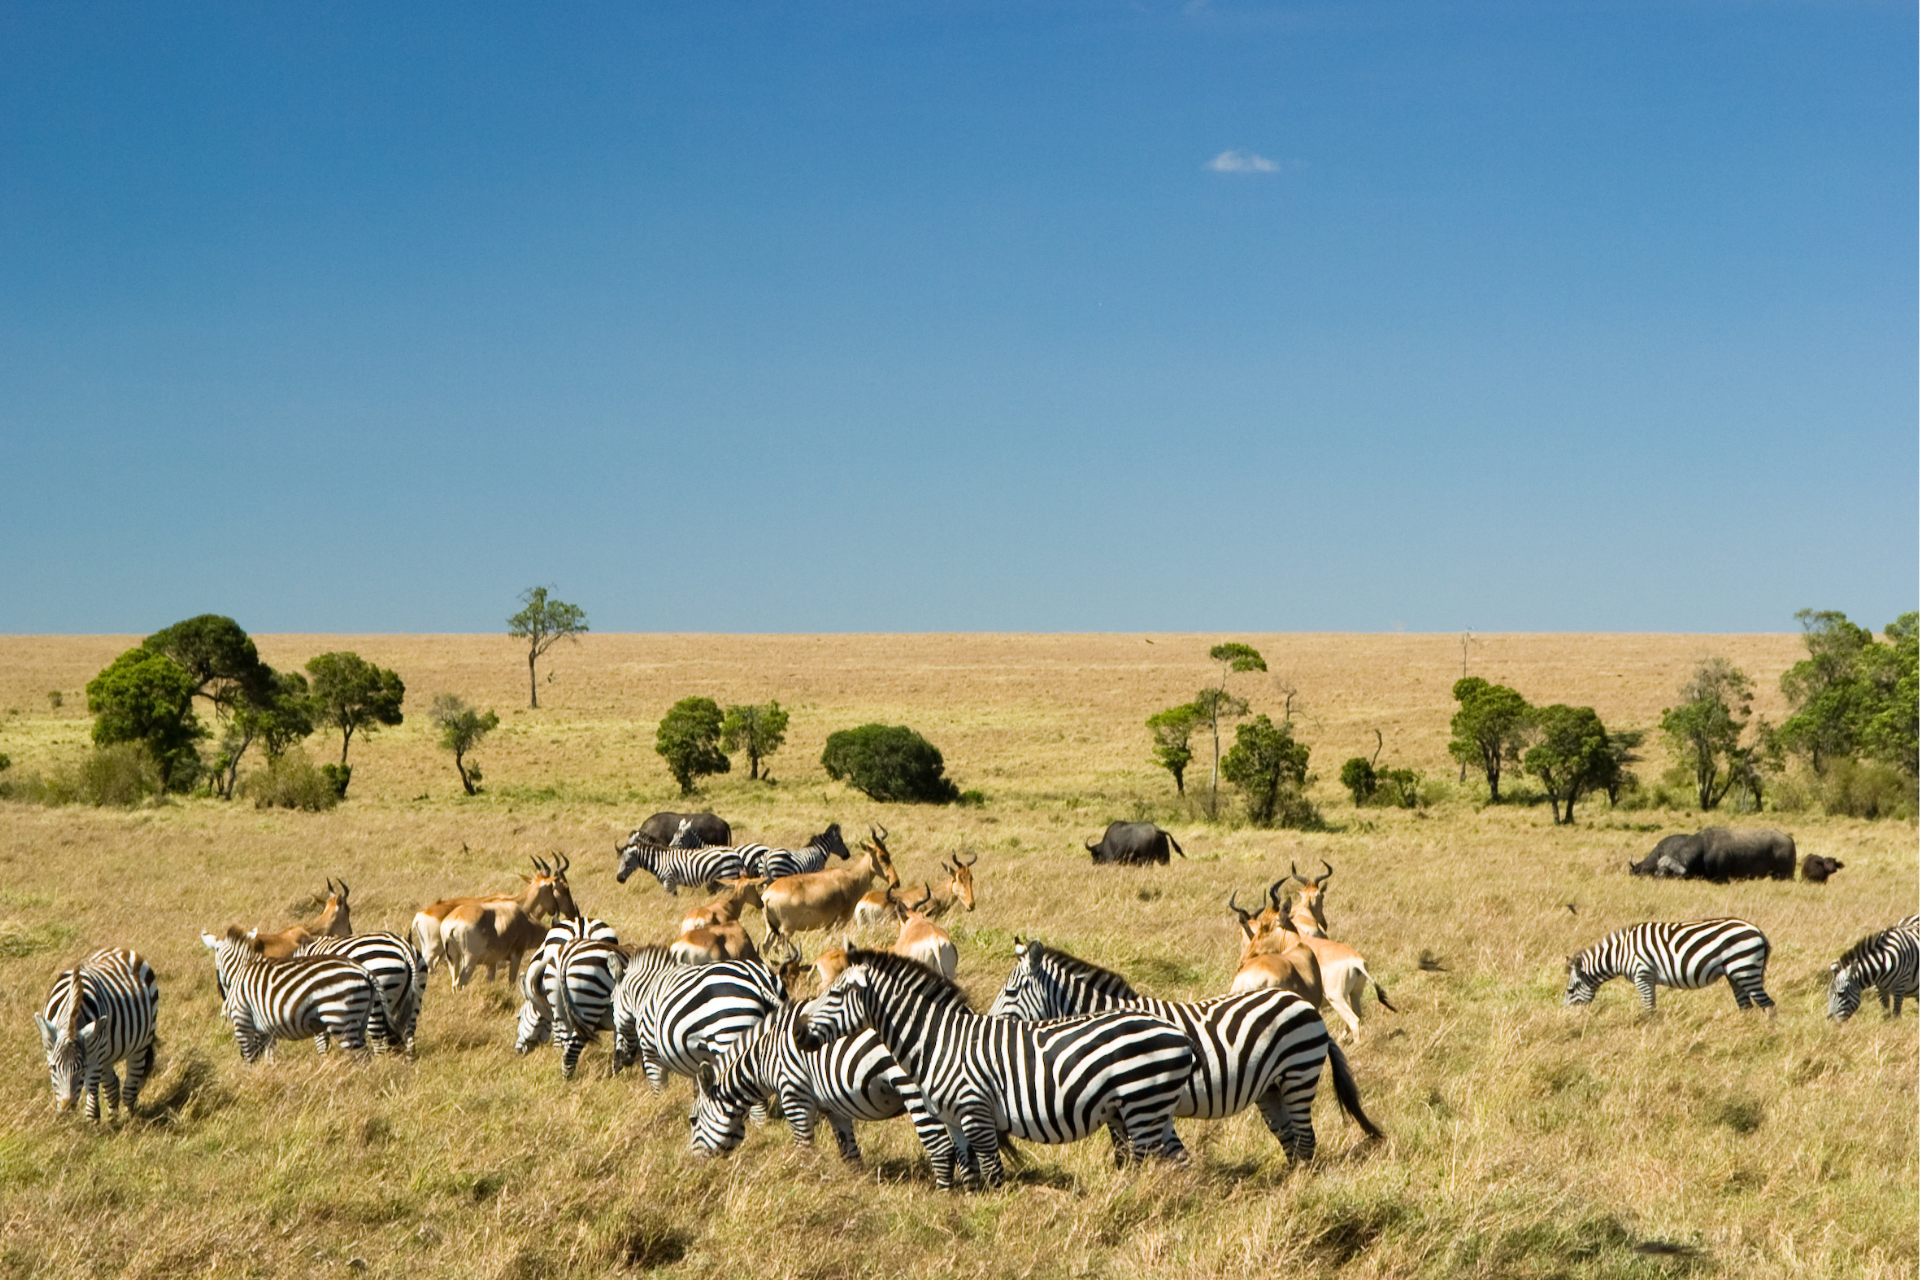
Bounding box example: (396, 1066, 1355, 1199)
(34, 1014, 56, 1051)
(695, 1061, 719, 1093)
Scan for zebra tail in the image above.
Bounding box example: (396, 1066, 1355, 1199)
(1325, 1040, 1384, 1139)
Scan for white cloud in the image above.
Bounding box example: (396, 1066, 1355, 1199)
(1207, 150, 1278, 174)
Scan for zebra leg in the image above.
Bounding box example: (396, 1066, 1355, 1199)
(958, 1111, 1005, 1187)
(123, 1040, 155, 1115)
(779, 1086, 814, 1145)
(100, 1066, 122, 1119)
(896, 1084, 960, 1188)
(1632, 968, 1658, 1012)
(313, 1031, 330, 1056)
(1255, 1088, 1316, 1164)
(82, 1065, 104, 1122)
(561, 1037, 583, 1081)
(827, 1114, 862, 1164)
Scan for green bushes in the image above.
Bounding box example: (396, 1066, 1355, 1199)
(656, 697, 730, 795)
(1222, 715, 1319, 828)
(244, 750, 342, 811)
(821, 724, 960, 804)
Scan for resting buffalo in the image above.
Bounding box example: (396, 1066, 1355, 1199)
(1800, 854, 1845, 884)
(1086, 822, 1185, 866)
(1627, 827, 1796, 882)
(630, 811, 732, 849)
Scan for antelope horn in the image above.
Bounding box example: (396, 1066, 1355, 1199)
(325, 877, 336, 897)
(1227, 891, 1252, 925)
(955, 850, 978, 867)
(555, 851, 570, 876)
(336, 878, 349, 900)
(1267, 879, 1289, 913)
(1316, 859, 1333, 888)
(532, 856, 550, 876)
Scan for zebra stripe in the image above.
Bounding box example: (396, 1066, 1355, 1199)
(1565, 918, 1774, 1012)
(746, 823, 854, 880)
(614, 957, 786, 1091)
(515, 918, 621, 1053)
(798, 948, 1196, 1188)
(985, 940, 1379, 1162)
(35, 948, 159, 1121)
(690, 1001, 952, 1165)
(203, 930, 377, 1062)
(297, 932, 427, 1055)
(615, 841, 751, 896)
(1828, 924, 1920, 1021)
(547, 938, 629, 1078)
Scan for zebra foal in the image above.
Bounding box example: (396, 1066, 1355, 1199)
(1565, 919, 1774, 1014)
(796, 948, 1196, 1189)
(36, 948, 159, 1121)
(202, 927, 377, 1062)
(1828, 922, 1920, 1021)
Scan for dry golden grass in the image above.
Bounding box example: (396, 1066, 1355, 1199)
(0, 632, 1911, 1280)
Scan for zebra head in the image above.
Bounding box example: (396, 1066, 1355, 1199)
(1826, 962, 1863, 1021)
(688, 1042, 762, 1157)
(812, 822, 852, 861)
(987, 938, 1048, 1020)
(614, 841, 655, 886)
(795, 965, 871, 1052)
(1563, 955, 1600, 1006)
(35, 970, 90, 1112)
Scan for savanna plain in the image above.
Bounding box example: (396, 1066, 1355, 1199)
(0, 632, 1912, 1280)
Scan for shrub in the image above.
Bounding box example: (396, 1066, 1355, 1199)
(244, 750, 342, 811)
(1339, 757, 1377, 805)
(1221, 715, 1318, 828)
(656, 697, 730, 795)
(1816, 758, 1916, 820)
(45, 743, 162, 807)
(821, 724, 960, 804)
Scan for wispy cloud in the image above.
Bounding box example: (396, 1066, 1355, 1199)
(1206, 150, 1279, 174)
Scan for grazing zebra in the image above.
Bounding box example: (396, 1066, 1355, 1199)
(1828, 924, 1920, 1021)
(614, 839, 752, 896)
(202, 927, 377, 1062)
(986, 939, 1380, 1162)
(613, 956, 786, 1092)
(744, 823, 854, 880)
(35, 948, 159, 1121)
(515, 917, 620, 1053)
(689, 1001, 954, 1166)
(297, 932, 427, 1055)
(1564, 918, 1775, 1013)
(542, 938, 629, 1078)
(797, 948, 1197, 1189)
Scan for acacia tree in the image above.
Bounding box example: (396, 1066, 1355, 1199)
(213, 670, 314, 800)
(1660, 657, 1754, 811)
(86, 648, 204, 792)
(1200, 642, 1267, 818)
(305, 652, 406, 797)
(1524, 704, 1612, 825)
(1146, 703, 1202, 795)
(721, 701, 788, 781)
(1777, 609, 1919, 783)
(430, 694, 500, 796)
(1447, 677, 1532, 802)
(656, 696, 730, 795)
(508, 587, 588, 709)
(1221, 714, 1314, 828)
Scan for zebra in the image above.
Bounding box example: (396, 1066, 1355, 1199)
(201, 927, 377, 1062)
(613, 956, 786, 1092)
(1564, 918, 1774, 1013)
(796, 948, 1197, 1189)
(689, 1000, 955, 1165)
(35, 948, 159, 1121)
(986, 939, 1381, 1163)
(297, 932, 427, 1055)
(615, 839, 753, 896)
(536, 937, 629, 1078)
(744, 823, 854, 880)
(515, 918, 621, 1053)
(1828, 923, 1920, 1021)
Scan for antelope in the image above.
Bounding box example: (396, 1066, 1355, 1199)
(248, 879, 354, 959)
(1275, 864, 1395, 1039)
(762, 830, 889, 945)
(852, 833, 905, 932)
(672, 921, 761, 966)
(891, 884, 958, 979)
(761, 932, 814, 997)
(923, 851, 978, 918)
(1228, 891, 1325, 1004)
(414, 856, 578, 989)
(679, 877, 769, 935)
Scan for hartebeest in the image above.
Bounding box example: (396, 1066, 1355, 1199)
(762, 830, 889, 945)
(679, 877, 769, 935)
(671, 921, 761, 967)
(1275, 863, 1395, 1038)
(248, 879, 354, 959)
(891, 884, 958, 979)
(850, 827, 904, 931)
(922, 851, 978, 918)
(413, 856, 578, 989)
(1228, 891, 1325, 1004)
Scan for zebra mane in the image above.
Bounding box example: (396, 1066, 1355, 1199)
(1837, 929, 1894, 970)
(1027, 941, 1139, 999)
(843, 946, 972, 1011)
(61, 960, 88, 1037)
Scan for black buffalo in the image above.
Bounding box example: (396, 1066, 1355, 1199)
(1627, 827, 1796, 882)
(1086, 822, 1185, 866)
(629, 810, 732, 849)
(1800, 854, 1845, 884)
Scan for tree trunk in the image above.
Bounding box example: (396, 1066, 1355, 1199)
(528, 650, 540, 709)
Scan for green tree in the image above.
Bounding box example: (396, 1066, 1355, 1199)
(1523, 704, 1613, 825)
(1339, 756, 1377, 805)
(1200, 642, 1267, 818)
(143, 614, 273, 717)
(1660, 657, 1754, 811)
(1447, 677, 1532, 802)
(508, 586, 589, 709)
(1596, 727, 1645, 806)
(1146, 703, 1202, 795)
(720, 701, 789, 781)
(305, 652, 405, 797)
(1220, 713, 1314, 828)
(1862, 613, 1918, 780)
(656, 696, 730, 795)
(212, 670, 315, 800)
(85, 647, 205, 792)
(1777, 609, 1918, 784)
(821, 724, 961, 804)
(430, 694, 500, 796)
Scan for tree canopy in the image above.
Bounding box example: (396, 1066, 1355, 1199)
(721, 701, 789, 781)
(304, 652, 405, 796)
(143, 614, 273, 716)
(656, 696, 730, 795)
(821, 724, 960, 804)
(430, 694, 500, 796)
(1220, 713, 1315, 828)
(1199, 642, 1267, 818)
(1660, 657, 1755, 811)
(1146, 702, 1202, 795)
(1523, 704, 1613, 825)
(508, 587, 588, 709)
(1447, 677, 1531, 802)
(1777, 609, 1917, 781)
(86, 647, 204, 792)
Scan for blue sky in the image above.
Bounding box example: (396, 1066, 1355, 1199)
(3, 1, 1912, 634)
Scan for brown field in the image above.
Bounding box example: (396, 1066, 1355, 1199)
(0, 632, 1912, 1280)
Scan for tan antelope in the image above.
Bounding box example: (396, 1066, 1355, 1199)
(672, 920, 762, 966)
(1274, 863, 1395, 1039)
(850, 827, 905, 931)
(247, 879, 354, 959)
(890, 884, 958, 979)
(1228, 891, 1325, 1004)
(762, 830, 889, 945)
(413, 855, 578, 989)
(679, 877, 770, 935)
(920, 851, 979, 918)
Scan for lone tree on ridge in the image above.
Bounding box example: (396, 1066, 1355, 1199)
(508, 586, 588, 709)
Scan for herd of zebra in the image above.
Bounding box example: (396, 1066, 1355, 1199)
(30, 820, 1920, 1190)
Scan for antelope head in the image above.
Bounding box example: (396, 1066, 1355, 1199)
(319, 878, 352, 937)
(948, 850, 978, 910)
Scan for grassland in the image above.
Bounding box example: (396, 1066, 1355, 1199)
(0, 632, 1912, 1280)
